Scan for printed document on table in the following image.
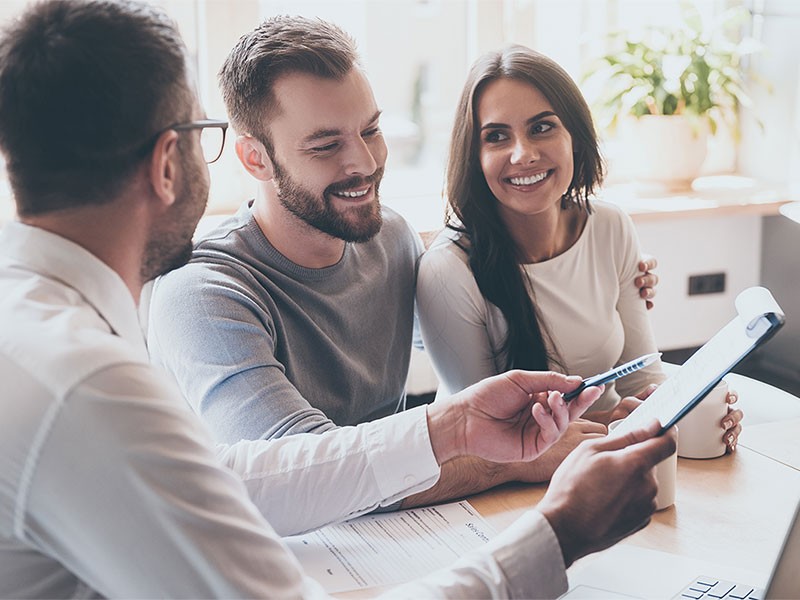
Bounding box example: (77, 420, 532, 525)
(282, 500, 497, 593)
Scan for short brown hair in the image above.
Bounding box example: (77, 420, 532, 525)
(218, 15, 359, 152)
(0, 0, 192, 215)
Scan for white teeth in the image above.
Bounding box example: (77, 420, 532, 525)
(336, 189, 368, 198)
(509, 172, 548, 186)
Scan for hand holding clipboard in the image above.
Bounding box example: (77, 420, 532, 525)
(611, 286, 785, 437)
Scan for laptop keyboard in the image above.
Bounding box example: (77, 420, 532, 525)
(678, 576, 764, 600)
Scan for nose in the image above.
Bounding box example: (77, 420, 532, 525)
(510, 137, 540, 164)
(344, 135, 380, 177)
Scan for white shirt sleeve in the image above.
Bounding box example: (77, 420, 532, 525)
(17, 361, 568, 598)
(216, 405, 442, 535)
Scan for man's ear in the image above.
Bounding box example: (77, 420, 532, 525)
(149, 129, 181, 208)
(235, 134, 275, 182)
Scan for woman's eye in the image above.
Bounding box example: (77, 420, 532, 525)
(483, 130, 507, 143)
(531, 121, 554, 135)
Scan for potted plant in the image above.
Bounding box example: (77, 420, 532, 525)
(584, 6, 763, 190)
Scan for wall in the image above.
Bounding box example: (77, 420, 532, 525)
(635, 214, 763, 350)
(758, 215, 800, 381)
(740, 0, 800, 385)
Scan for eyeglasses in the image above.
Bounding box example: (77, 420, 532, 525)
(172, 119, 229, 164)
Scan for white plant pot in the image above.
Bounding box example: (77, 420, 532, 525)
(617, 115, 709, 191)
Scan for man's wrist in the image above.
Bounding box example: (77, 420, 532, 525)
(537, 501, 579, 568)
(425, 401, 465, 465)
(502, 456, 558, 484)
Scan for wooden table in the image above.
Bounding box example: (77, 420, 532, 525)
(337, 375, 799, 596)
(470, 419, 800, 578)
(740, 418, 800, 471)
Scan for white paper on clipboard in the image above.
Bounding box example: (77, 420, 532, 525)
(611, 286, 785, 437)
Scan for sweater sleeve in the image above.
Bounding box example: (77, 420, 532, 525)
(416, 240, 504, 396)
(148, 261, 337, 443)
(612, 209, 666, 398)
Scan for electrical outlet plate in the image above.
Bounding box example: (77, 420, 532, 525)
(688, 273, 726, 296)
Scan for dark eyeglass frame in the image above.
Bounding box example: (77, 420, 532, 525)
(171, 119, 229, 164)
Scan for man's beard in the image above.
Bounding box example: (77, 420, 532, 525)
(273, 158, 383, 243)
(141, 147, 209, 282)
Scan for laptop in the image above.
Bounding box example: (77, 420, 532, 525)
(561, 498, 800, 599)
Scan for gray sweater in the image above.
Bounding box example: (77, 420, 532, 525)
(148, 201, 423, 443)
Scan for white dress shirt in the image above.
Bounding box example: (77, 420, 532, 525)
(0, 221, 567, 598)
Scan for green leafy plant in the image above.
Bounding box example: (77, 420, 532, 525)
(585, 6, 764, 138)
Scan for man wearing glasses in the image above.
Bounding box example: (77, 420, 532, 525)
(0, 0, 675, 597)
(173, 119, 229, 164)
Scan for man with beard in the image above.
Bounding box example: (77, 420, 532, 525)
(148, 15, 660, 507)
(0, 0, 680, 597)
(148, 16, 424, 443)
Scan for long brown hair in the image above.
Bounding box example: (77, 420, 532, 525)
(446, 44, 604, 371)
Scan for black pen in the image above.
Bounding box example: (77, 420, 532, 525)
(563, 352, 662, 401)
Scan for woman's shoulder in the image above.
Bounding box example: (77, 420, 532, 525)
(591, 198, 627, 219)
(589, 199, 636, 235)
(419, 228, 472, 275)
(586, 200, 642, 270)
(422, 228, 468, 260)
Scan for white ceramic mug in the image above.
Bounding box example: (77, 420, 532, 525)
(609, 419, 677, 511)
(677, 380, 729, 459)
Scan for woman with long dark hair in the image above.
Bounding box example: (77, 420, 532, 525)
(417, 45, 742, 456)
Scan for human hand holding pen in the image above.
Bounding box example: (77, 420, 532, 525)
(524, 384, 660, 481)
(426, 370, 603, 465)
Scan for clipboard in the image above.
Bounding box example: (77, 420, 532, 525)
(611, 286, 785, 437)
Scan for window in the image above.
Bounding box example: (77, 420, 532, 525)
(0, 0, 765, 230)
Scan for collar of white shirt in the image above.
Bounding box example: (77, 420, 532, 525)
(0, 221, 148, 360)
